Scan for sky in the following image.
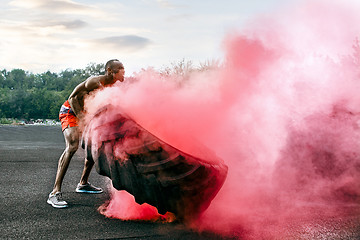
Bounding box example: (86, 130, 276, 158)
(0, 0, 300, 75)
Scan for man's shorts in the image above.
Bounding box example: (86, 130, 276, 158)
(59, 100, 78, 131)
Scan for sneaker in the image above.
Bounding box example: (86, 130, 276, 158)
(47, 192, 68, 208)
(75, 182, 103, 194)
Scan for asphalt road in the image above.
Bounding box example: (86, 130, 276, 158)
(0, 125, 228, 240)
(1, 125, 360, 240)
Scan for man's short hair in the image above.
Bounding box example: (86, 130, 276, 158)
(105, 59, 123, 71)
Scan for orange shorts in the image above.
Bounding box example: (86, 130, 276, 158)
(59, 100, 78, 131)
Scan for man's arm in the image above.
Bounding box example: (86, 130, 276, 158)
(68, 76, 103, 117)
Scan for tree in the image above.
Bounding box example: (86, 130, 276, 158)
(39, 71, 59, 90)
(0, 62, 107, 120)
(0, 70, 5, 88)
(83, 62, 105, 76)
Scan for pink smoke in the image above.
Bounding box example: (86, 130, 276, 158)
(98, 190, 175, 222)
(85, 0, 360, 238)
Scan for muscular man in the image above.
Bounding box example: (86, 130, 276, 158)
(47, 59, 125, 208)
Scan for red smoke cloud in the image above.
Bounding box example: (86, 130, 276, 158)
(84, 0, 360, 238)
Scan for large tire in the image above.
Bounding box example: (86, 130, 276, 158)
(82, 105, 228, 221)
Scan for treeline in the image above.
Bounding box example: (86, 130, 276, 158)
(0, 63, 104, 120)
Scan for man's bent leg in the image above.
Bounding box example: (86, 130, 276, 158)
(79, 158, 94, 185)
(76, 158, 103, 193)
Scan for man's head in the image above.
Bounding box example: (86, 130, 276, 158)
(105, 59, 125, 82)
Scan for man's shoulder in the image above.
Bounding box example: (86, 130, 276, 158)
(85, 75, 106, 91)
(86, 75, 105, 82)
(86, 75, 107, 85)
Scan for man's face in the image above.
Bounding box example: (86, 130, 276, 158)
(111, 62, 125, 82)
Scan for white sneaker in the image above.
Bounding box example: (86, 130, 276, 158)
(47, 192, 68, 208)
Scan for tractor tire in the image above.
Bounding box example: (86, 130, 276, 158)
(82, 105, 228, 221)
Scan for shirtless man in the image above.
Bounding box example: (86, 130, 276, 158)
(47, 59, 125, 208)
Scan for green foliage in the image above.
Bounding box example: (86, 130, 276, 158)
(0, 118, 13, 124)
(0, 60, 221, 121)
(0, 62, 104, 120)
(159, 59, 221, 78)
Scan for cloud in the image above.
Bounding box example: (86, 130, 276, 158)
(38, 19, 88, 30)
(165, 13, 193, 22)
(43, 0, 95, 13)
(0, 18, 87, 39)
(94, 35, 152, 52)
(156, 0, 173, 8)
(2, 0, 91, 37)
(8, 0, 42, 8)
(156, 0, 186, 9)
(9, 0, 101, 16)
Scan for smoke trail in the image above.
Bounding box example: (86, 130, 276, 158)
(84, 0, 360, 238)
